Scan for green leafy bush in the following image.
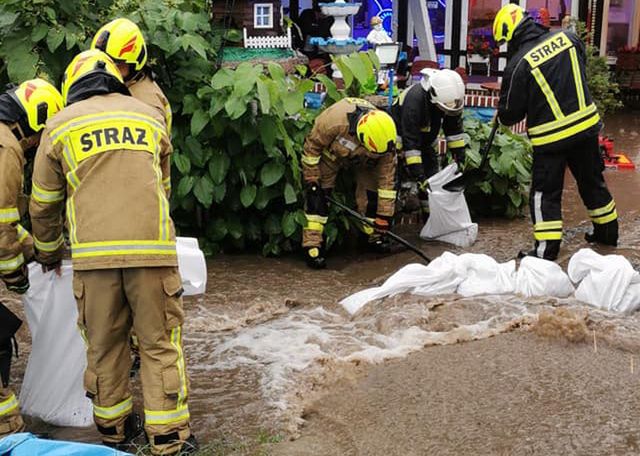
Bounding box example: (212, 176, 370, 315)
(463, 118, 532, 218)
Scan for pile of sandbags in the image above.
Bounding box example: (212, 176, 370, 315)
(341, 249, 637, 315)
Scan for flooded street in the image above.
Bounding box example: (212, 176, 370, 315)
(6, 110, 640, 454)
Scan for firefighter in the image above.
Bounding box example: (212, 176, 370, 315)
(92, 18, 172, 151)
(494, 4, 618, 260)
(0, 79, 62, 437)
(391, 68, 466, 216)
(29, 49, 197, 455)
(302, 98, 398, 269)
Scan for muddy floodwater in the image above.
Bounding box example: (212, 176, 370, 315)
(5, 110, 640, 455)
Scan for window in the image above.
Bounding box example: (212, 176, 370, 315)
(254, 3, 273, 29)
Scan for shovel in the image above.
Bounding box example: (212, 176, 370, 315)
(326, 196, 431, 264)
(442, 119, 500, 193)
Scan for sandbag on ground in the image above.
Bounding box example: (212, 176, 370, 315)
(0, 433, 130, 456)
(516, 256, 574, 298)
(568, 248, 640, 313)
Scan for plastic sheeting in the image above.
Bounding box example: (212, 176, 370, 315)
(19, 237, 206, 426)
(0, 433, 130, 456)
(568, 248, 640, 313)
(420, 164, 478, 247)
(340, 251, 575, 315)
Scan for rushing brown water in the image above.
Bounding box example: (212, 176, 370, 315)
(5, 110, 640, 454)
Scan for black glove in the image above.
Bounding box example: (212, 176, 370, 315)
(3, 266, 29, 295)
(452, 148, 466, 166)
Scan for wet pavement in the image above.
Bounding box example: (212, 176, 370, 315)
(5, 109, 640, 454)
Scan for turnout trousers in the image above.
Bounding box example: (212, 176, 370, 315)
(73, 267, 191, 455)
(530, 135, 618, 260)
(303, 160, 383, 249)
(0, 387, 23, 437)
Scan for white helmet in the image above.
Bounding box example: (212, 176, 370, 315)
(420, 68, 465, 115)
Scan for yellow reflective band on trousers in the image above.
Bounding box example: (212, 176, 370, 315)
(145, 404, 190, 426)
(306, 222, 324, 232)
(34, 234, 64, 252)
(145, 327, 189, 426)
(530, 113, 601, 147)
(569, 48, 586, 110)
(93, 396, 133, 420)
(32, 183, 65, 204)
(378, 189, 397, 199)
(406, 156, 422, 165)
(71, 240, 177, 259)
(531, 68, 564, 120)
(0, 208, 19, 224)
(0, 394, 18, 417)
(0, 254, 24, 274)
(534, 220, 563, 241)
(16, 224, 29, 243)
(528, 104, 598, 136)
(301, 154, 321, 166)
(305, 214, 328, 223)
(589, 200, 617, 224)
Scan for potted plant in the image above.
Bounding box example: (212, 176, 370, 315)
(467, 35, 495, 63)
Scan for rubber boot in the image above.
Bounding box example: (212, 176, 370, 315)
(305, 247, 326, 270)
(102, 413, 144, 451)
(585, 219, 618, 246)
(367, 236, 392, 254)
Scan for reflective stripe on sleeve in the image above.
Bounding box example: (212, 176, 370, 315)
(32, 183, 65, 204)
(0, 208, 19, 223)
(34, 234, 64, 253)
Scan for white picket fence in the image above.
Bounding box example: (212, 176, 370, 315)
(243, 27, 292, 49)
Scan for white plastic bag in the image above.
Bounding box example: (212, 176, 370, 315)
(20, 238, 207, 426)
(20, 262, 93, 427)
(176, 237, 207, 296)
(420, 164, 478, 247)
(516, 256, 574, 298)
(568, 248, 640, 313)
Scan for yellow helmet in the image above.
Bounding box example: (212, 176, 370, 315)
(10, 79, 63, 134)
(356, 110, 397, 154)
(91, 18, 148, 76)
(493, 4, 526, 44)
(61, 49, 125, 106)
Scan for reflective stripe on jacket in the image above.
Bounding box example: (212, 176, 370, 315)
(499, 23, 600, 152)
(30, 93, 176, 270)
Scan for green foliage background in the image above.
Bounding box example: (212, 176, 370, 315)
(0, 0, 532, 256)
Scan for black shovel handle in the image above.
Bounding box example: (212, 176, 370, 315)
(326, 196, 431, 264)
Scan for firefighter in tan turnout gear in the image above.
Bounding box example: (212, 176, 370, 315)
(302, 98, 398, 269)
(494, 4, 618, 260)
(0, 79, 63, 437)
(29, 50, 197, 455)
(92, 18, 173, 150)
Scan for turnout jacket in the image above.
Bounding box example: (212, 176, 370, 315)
(0, 123, 33, 280)
(30, 93, 176, 271)
(128, 72, 172, 142)
(499, 20, 601, 152)
(391, 83, 465, 170)
(302, 98, 397, 217)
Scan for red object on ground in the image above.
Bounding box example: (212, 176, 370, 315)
(599, 135, 636, 170)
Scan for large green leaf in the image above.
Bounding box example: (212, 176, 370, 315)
(281, 211, 297, 237)
(284, 183, 297, 204)
(259, 117, 277, 149)
(211, 68, 235, 89)
(212, 182, 226, 203)
(226, 216, 243, 239)
(46, 28, 65, 52)
(240, 184, 257, 208)
(267, 62, 286, 82)
(209, 153, 231, 185)
(283, 91, 304, 116)
(193, 175, 214, 206)
(224, 95, 247, 119)
(31, 24, 48, 43)
(190, 109, 209, 136)
(234, 63, 263, 97)
(173, 153, 191, 174)
(255, 186, 278, 210)
(177, 175, 195, 198)
(256, 78, 271, 114)
(7, 50, 38, 82)
(260, 161, 285, 187)
(0, 12, 18, 28)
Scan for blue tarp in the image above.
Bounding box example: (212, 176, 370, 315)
(465, 106, 496, 122)
(0, 433, 131, 456)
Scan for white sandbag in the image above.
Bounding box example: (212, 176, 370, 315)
(420, 164, 478, 248)
(455, 253, 516, 297)
(516, 256, 574, 298)
(20, 262, 93, 427)
(176, 237, 207, 296)
(340, 252, 464, 315)
(568, 248, 640, 313)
